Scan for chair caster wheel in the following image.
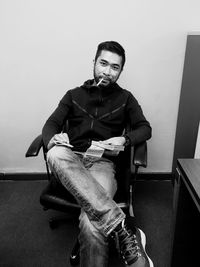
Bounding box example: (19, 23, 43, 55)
(49, 219, 58, 229)
(70, 239, 80, 266)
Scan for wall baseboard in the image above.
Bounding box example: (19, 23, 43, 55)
(0, 172, 48, 180)
(135, 172, 172, 181)
(0, 172, 172, 181)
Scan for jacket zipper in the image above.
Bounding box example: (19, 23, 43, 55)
(91, 120, 94, 129)
(95, 107, 98, 117)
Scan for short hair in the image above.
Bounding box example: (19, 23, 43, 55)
(94, 41, 126, 70)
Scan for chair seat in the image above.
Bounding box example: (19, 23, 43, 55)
(40, 180, 129, 215)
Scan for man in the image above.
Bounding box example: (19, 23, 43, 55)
(42, 41, 153, 267)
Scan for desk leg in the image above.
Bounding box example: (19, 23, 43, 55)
(170, 168, 200, 267)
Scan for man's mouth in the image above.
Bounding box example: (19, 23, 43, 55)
(101, 78, 111, 83)
(97, 77, 111, 87)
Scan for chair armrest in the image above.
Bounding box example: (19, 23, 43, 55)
(133, 142, 147, 168)
(25, 134, 43, 157)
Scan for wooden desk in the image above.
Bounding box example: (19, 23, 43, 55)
(170, 159, 200, 266)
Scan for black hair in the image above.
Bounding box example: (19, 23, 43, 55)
(94, 41, 126, 70)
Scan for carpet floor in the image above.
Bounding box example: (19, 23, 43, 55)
(0, 179, 173, 267)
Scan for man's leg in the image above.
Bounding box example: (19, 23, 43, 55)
(47, 146, 153, 267)
(79, 159, 117, 267)
(47, 146, 125, 236)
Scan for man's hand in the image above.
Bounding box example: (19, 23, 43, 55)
(100, 137, 126, 157)
(101, 137, 126, 146)
(47, 133, 70, 150)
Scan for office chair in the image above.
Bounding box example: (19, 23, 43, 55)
(26, 132, 147, 265)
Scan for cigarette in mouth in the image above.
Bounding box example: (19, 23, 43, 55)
(97, 78, 104, 86)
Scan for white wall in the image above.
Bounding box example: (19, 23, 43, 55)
(1, 0, 200, 174)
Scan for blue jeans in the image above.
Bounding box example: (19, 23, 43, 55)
(47, 146, 125, 267)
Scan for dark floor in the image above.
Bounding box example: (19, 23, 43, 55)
(0, 179, 173, 267)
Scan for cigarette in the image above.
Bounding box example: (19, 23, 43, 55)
(97, 78, 104, 86)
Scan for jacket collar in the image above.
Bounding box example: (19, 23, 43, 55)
(81, 79, 122, 96)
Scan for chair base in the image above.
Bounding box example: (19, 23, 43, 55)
(49, 217, 67, 229)
(69, 235, 121, 266)
(70, 239, 80, 266)
(48, 215, 78, 229)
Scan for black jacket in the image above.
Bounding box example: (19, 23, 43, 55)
(42, 79, 152, 151)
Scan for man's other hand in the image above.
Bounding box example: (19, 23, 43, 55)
(47, 133, 70, 150)
(101, 137, 126, 146)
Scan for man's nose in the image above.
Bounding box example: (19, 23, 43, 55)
(103, 66, 111, 76)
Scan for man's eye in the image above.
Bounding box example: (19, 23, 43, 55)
(100, 61, 107, 66)
(112, 66, 120, 71)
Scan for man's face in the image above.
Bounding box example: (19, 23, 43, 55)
(93, 50, 123, 87)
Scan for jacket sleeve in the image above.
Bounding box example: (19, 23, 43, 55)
(42, 90, 72, 149)
(125, 92, 152, 146)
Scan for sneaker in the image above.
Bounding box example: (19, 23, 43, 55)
(111, 217, 154, 267)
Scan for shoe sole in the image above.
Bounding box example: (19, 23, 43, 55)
(138, 228, 154, 267)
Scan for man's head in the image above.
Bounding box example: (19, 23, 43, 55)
(93, 41, 126, 87)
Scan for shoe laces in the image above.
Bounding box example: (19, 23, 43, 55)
(115, 223, 141, 264)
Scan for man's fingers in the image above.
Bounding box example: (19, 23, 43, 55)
(53, 133, 70, 145)
(101, 137, 125, 146)
(54, 134, 68, 141)
(62, 133, 69, 139)
(100, 138, 112, 144)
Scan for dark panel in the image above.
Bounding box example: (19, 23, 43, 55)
(172, 35, 200, 173)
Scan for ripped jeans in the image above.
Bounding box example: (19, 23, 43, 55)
(47, 146, 125, 267)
